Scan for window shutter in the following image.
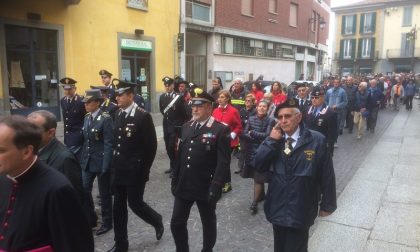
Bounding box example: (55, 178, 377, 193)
(358, 38, 362, 58)
(352, 15, 357, 34)
(360, 14, 365, 34)
(341, 16, 346, 35)
(371, 12, 376, 33)
(351, 39, 356, 59)
(340, 39, 344, 59)
(371, 38, 375, 59)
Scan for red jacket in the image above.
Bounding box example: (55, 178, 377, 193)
(272, 92, 287, 106)
(251, 90, 264, 104)
(212, 104, 242, 147)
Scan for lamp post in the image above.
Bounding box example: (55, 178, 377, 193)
(406, 24, 417, 72)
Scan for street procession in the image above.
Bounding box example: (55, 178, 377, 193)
(0, 0, 420, 252)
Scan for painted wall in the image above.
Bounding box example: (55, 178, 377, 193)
(0, 0, 179, 95)
(382, 4, 420, 58)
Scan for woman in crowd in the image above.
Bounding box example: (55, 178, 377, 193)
(404, 78, 416, 111)
(353, 82, 369, 139)
(262, 92, 277, 119)
(212, 90, 243, 193)
(240, 99, 275, 214)
(270, 81, 287, 106)
(250, 81, 264, 104)
(236, 94, 256, 174)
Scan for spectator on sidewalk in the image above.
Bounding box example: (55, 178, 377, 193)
(237, 94, 256, 174)
(270, 81, 287, 106)
(353, 82, 369, 139)
(250, 81, 264, 104)
(254, 99, 337, 252)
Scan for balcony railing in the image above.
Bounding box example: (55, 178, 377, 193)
(387, 48, 420, 58)
(186, 1, 211, 23)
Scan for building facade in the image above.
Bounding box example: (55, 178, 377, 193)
(0, 0, 179, 117)
(179, 0, 330, 90)
(332, 0, 420, 76)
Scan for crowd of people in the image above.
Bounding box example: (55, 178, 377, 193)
(0, 69, 418, 252)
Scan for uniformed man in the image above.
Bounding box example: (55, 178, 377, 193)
(170, 87, 231, 252)
(159, 76, 189, 175)
(110, 79, 146, 110)
(305, 86, 338, 156)
(60, 77, 86, 160)
(295, 83, 312, 122)
(230, 78, 247, 111)
(90, 85, 118, 119)
(80, 89, 114, 236)
(107, 80, 163, 252)
(99, 69, 116, 102)
(254, 99, 336, 252)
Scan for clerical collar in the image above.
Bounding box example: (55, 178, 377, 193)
(285, 126, 300, 143)
(91, 108, 100, 119)
(123, 102, 135, 115)
(7, 156, 38, 182)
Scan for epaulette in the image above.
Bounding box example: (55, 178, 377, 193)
(102, 112, 110, 118)
(136, 107, 145, 113)
(84, 112, 91, 117)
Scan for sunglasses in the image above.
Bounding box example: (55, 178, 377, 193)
(277, 113, 298, 120)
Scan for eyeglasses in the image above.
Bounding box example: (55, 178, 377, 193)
(311, 96, 321, 100)
(277, 113, 299, 120)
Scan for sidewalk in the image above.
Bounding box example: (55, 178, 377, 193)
(309, 103, 420, 251)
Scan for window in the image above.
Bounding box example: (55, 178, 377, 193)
(361, 38, 371, 58)
(289, 3, 298, 27)
(241, 0, 254, 16)
(402, 6, 412, 27)
(269, 0, 277, 13)
(363, 13, 373, 33)
(343, 39, 352, 58)
(221, 35, 294, 59)
(186, 1, 211, 22)
(342, 15, 356, 35)
(311, 11, 317, 32)
(401, 33, 414, 57)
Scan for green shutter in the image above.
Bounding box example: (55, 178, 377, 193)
(341, 16, 346, 35)
(371, 38, 376, 59)
(371, 12, 376, 33)
(340, 39, 344, 59)
(360, 14, 365, 34)
(352, 15, 357, 34)
(351, 39, 356, 59)
(358, 38, 362, 59)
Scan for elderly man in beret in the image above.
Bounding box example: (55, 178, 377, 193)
(254, 99, 337, 252)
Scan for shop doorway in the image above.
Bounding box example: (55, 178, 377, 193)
(121, 49, 151, 111)
(5, 24, 60, 119)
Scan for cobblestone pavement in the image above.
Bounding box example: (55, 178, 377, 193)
(57, 108, 397, 252)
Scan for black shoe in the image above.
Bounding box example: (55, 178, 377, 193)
(164, 169, 172, 174)
(234, 169, 241, 174)
(96, 225, 112, 236)
(107, 241, 128, 252)
(249, 202, 258, 215)
(155, 223, 164, 240)
(339, 129, 343, 135)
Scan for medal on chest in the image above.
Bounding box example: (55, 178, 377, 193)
(317, 118, 324, 126)
(284, 142, 292, 156)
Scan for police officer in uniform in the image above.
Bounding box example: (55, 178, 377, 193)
(107, 80, 163, 252)
(305, 86, 338, 156)
(295, 83, 312, 123)
(91, 85, 118, 119)
(159, 76, 189, 175)
(110, 79, 146, 110)
(170, 87, 231, 252)
(80, 89, 114, 236)
(60, 77, 86, 160)
(99, 69, 116, 103)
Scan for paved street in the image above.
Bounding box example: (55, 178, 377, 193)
(57, 107, 398, 251)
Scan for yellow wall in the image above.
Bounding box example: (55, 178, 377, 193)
(382, 4, 420, 57)
(334, 10, 382, 58)
(0, 0, 179, 94)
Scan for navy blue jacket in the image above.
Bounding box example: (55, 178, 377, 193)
(254, 127, 337, 229)
(80, 110, 114, 173)
(61, 94, 86, 147)
(367, 87, 384, 109)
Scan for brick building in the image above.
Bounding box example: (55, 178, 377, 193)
(179, 0, 330, 90)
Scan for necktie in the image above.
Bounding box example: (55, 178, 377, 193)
(286, 137, 295, 150)
(88, 115, 93, 128)
(300, 99, 304, 106)
(195, 122, 201, 133)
